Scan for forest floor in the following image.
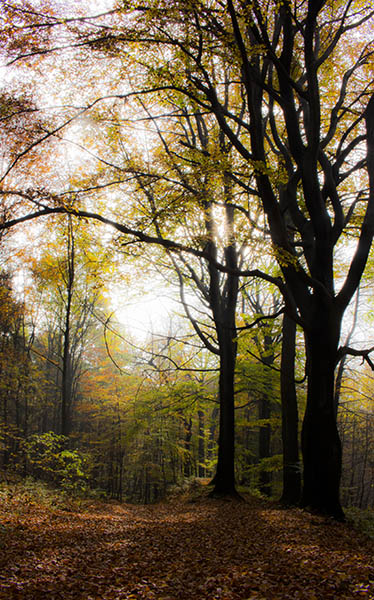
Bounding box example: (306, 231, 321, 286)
(1, 484, 374, 600)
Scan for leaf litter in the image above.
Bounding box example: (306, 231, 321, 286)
(0, 493, 373, 599)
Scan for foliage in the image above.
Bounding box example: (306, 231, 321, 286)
(346, 507, 374, 540)
(22, 432, 92, 494)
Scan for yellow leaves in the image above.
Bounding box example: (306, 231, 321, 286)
(272, 244, 299, 270)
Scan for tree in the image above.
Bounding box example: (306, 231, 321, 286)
(136, 109, 245, 496)
(1, 0, 374, 518)
(102, 0, 373, 519)
(0, 271, 34, 471)
(244, 290, 282, 496)
(99, 96, 263, 496)
(280, 313, 301, 505)
(29, 215, 113, 436)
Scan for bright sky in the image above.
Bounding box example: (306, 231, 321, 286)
(113, 290, 178, 339)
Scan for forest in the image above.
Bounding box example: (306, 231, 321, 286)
(1, 0, 374, 557)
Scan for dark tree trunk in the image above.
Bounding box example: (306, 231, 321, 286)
(301, 305, 344, 520)
(207, 405, 219, 470)
(60, 215, 75, 438)
(206, 192, 240, 498)
(61, 346, 73, 437)
(258, 395, 271, 496)
(2, 392, 8, 469)
(197, 409, 205, 477)
(210, 327, 238, 496)
(255, 329, 276, 497)
(280, 313, 301, 505)
(183, 417, 193, 477)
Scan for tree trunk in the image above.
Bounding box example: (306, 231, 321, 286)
(207, 405, 219, 471)
(183, 417, 193, 477)
(61, 216, 75, 438)
(301, 308, 344, 520)
(210, 328, 238, 497)
(197, 409, 205, 477)
(280, 313, 301, 505)
(256, 331, 276, 497)
(61, 346, 73, 437)
(258, 395, 271, 496)
(2, 392, 8, 469)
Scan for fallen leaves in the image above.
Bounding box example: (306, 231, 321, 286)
(0, 493, 374, 599)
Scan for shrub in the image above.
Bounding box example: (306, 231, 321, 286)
(22, 432, 91, 494)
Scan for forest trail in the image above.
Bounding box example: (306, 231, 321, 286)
(0, 492, 374, 600)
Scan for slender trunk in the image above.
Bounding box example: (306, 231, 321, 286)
(23, 390, 28, 477)
(61, 344, 73, 436)
(2, 392, 8, 469)
(61, 216, 75, 438)
(301, 307, 344, 520)
(364, 467, 374, 509)
(117, 451, 124, 502)
(359, 419, 370, 508)
(257, 333, 275, 497)
(280, 313, 301, 505)
(183, 417, 193, 477)
(258, 395, 271, 496)
(207, 405, 219, 473)
(348, 417, 357, 506)
(210, 327, 238, 496)
(207, 179, 239, 497)
(197, 409, 205, 477)
(61, 287, 73, 437)
(144, 466, 150, 504)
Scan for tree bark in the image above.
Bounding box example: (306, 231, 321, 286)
(183, 416, 193, 477)
(301, 303, 344, 520)
(205, 183, 240, 497)
(258, 394, 271, 496)
(280, 313, 301, 506)
(210, 326, 238, 496)
(197, 409, 205, 477)
(258, 334, 275, 497)
(60, 217, 75, 438)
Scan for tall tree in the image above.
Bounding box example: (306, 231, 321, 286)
(103, 0, 373, 519)
(30, 216, 111, 436)
(128, 117, 244, 495)
(1, 0, 374, 518)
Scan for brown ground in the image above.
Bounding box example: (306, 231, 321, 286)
(0, 492, 373, 599)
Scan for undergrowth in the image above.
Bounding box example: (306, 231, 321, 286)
(346, 506, 374, 539)
(0, 477, 104, 513)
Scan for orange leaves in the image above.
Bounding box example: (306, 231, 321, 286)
(0, 0, 63, 72)
(1, 494, 374, 599)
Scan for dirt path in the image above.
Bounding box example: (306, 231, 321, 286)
(1, 495, 373, 599)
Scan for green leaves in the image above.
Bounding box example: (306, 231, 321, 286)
(22, 432, 91, 493)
